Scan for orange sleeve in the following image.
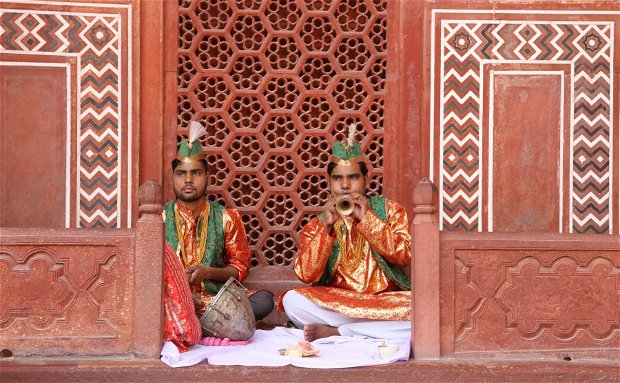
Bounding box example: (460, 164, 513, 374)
(355, 199, 411, 268)
(293, 218, 336, 283)
(222, 208, 251, 282)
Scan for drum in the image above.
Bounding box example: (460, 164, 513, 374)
(199, 277, 255, 341)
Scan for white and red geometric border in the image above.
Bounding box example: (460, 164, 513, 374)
(431, 10, 617, 234)
(0, 0, 132, 228)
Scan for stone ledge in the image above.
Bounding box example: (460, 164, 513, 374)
(2, 357, 618, 383)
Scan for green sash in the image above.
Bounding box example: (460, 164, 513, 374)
(315, 196, 411, 291)
(163, 200, 226, 295)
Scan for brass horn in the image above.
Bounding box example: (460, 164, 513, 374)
(335, 197, 355, 216)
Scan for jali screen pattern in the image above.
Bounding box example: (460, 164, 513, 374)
(177, 0, 388, 267)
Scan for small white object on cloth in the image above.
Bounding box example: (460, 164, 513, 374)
(160, 326, 410, 368)
(378, 341, 400, 359)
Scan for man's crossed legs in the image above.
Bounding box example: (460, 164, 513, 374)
(282, 290, 410, 341)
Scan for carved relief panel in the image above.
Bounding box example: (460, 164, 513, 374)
(442, 235, 620, 357)
(0, 229, 135, 355)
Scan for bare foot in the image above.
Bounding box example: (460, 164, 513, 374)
(303, 323, 340, 342)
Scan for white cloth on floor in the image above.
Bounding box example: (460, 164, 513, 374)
(282, 290, 411, 339)
(160, 327, 410, 368)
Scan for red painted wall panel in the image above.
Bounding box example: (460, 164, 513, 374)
(1, 66, 67, 228)
(492, 74, 562, 233)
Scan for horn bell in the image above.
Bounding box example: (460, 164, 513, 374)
(335, 197, 354, 216)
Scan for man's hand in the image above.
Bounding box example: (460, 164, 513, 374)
(186, 264, 214, 286)
(192, 290, 205, 311)
(349, 192, 369, 222)
(322, 197, 338, 233)
(185, 264, 240, 285)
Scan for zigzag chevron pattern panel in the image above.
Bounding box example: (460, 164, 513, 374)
(431, 10, 619, 234)
(0, 1, 132, 228)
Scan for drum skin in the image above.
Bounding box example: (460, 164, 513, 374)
(199, 278, 256, 341)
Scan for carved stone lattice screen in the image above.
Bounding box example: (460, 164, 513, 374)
(177, 0, 387, 267)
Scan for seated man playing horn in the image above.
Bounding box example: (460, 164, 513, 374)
(281, 126, 411, 342)
(163, 121, 274, 350)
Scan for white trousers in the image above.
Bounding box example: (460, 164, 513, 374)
(282, 290, 410, 340)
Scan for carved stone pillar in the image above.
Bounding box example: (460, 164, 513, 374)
(411, 178, 440, 359)
(133, 180, 164, 357)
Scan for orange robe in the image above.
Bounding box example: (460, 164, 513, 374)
(162, 200, 256, 350)
(292, 199, 411, 321)
(163, 200, 251, 309)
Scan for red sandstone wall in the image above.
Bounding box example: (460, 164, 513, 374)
(0, 1, 163, 357)
(1, 0, 619, 361)
(388, 1, 620, 235)
(0, 1, 136, 229)
(403, 1, 620, 360)
(0, 229, 136, 356)
(441, 233, 619, 360)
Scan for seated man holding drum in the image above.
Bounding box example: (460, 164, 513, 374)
(162, 121, 273, 350)
(281, 125, 412, 342)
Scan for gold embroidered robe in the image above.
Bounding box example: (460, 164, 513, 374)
(162, 200, 251, 310)
(293, 198, 412, 320)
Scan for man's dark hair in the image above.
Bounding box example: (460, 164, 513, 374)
(172, 158, 209, 173)
(326, 161, 368, 176)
